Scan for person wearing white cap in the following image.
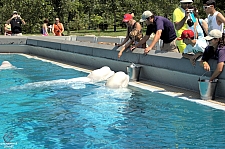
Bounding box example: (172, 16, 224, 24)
(6, 11, 26, 36)
(203, 0, 225, 33)
(173, 0, 193, 53)
(201, 29, 225, 81)
(131, 11, 179, 54)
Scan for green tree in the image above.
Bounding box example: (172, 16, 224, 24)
(0, 0, 224, 34)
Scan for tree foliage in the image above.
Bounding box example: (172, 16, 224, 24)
(0, 0, 224, 34)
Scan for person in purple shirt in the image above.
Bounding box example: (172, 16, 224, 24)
(131, 11, 179, 54)
(201, 29, 225, 81)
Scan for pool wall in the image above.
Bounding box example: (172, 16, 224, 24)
(0, 36, 224, 99)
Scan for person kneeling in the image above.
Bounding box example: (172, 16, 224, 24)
(178, 30, 207, 66)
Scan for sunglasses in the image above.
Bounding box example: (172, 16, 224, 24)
(203, 5, 211, 9)
(55, 20, 59, 21)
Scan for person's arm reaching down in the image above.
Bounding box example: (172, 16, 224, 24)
(144, 30, 162, 54)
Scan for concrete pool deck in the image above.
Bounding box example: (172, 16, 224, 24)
(0, 35, 224, 104)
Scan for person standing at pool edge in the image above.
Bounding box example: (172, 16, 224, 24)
(200, 29, 225, 81)
(6, 11, 26, 36)
(186, 6, 208, 37)
(203, 0, 225, 33)
(42, 19, 49, 36)
(173, 0, 193, 53)
(52, 18, 64, 36)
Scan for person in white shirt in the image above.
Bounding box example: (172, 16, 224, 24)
(203, 0, 225, 33)
(178, 30, 207, 65)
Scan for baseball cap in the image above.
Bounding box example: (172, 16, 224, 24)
(139, 11, 153, 22)
(13, 11, 17, 14)
(180, 0, 193, 3)
(177, 30, 194, 40)
(204, 29, 222, 40)
(123, 14, 133, 22)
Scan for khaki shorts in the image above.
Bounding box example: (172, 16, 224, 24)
(12, 33, 22, 36)
(161, 39, 179, 53)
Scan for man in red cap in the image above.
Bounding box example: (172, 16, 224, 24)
(117, 13, 146, 58)
(178, 30, 207, 65)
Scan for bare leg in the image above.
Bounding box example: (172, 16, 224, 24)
(192, 52, 203, 60)
(182, 52, 203, 66)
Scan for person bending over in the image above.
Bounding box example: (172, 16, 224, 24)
(117, 13, 145, 58)
(131, 11, 179, 54)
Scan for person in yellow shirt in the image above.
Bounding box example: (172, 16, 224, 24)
(173, 0, 193, 53)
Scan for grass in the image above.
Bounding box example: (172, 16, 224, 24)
(24, 27, 127, 37)
(25, 27, 148, 37)
(69, 28, 127, 37)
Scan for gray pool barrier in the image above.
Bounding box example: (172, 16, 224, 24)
(126, 63, 142, 81)
(198, 71, 218, 100)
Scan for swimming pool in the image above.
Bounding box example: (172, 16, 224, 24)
(1, 54, 225, 148)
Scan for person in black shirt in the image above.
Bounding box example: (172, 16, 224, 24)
(131, 11, 179, 54)
(6, 11, 26, 36)
(200, 29, 225, 81)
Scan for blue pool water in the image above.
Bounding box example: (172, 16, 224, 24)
(1, 54, 225, 148)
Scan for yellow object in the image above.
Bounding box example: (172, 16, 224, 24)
(5, 24, 11, 31)
(177, 42, 186, 53)
(173, 7, 188, 53)
(203, 61, 207, 65)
